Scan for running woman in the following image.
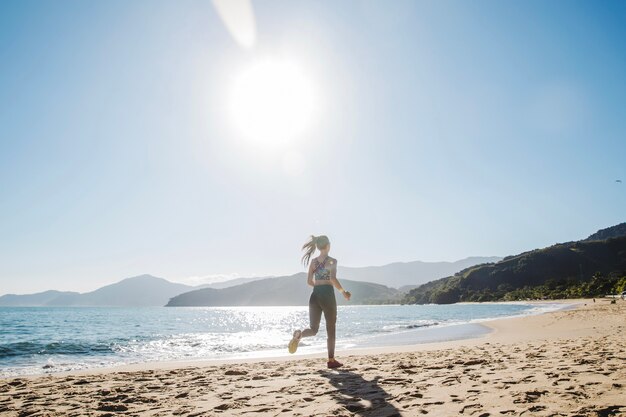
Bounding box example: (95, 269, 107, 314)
(288, 235, 351, 368)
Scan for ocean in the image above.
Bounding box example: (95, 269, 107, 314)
(0, 303, 567, 377)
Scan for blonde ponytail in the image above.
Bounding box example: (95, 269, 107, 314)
(301, 235, 330, 265)
(301, 235, 317, 266)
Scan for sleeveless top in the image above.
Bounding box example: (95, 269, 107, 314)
(313, 257, 333, 281)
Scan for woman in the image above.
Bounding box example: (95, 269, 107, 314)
(288, 235, 351, 368)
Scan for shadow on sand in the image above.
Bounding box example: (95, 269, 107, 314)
(318, 369, 402, 417)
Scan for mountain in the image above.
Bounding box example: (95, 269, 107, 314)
(0, 256, 500, 307)
(404, 224, 626, 304)
(0, 290, 80, 307)
(187, 257, 500, 294)
(337, 256, 502, 290)
(584, 222, 626, 242)
(166, 273, 403, 306)
(198, 276, 268, 289)
(0, 275, 193, 307)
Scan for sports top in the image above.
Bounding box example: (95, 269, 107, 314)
(313, 257, 333, 281)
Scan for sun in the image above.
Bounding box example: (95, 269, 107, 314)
(229, 59, 316, 146)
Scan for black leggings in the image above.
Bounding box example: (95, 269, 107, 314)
(301, 285, 337, 358)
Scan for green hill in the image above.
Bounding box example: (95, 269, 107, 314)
(404, 224, 626, 304)
(166, 273, 402, 306)
(584, 222, 626, 241)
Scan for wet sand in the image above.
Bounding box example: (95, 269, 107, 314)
(1, 299, 625, 416)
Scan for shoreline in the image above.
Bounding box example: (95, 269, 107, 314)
(1, 299, 624, 416)
(1, 299, 582, 379)
(2, 300, 578, 379)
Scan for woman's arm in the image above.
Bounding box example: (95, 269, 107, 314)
(307, 261, 315, 287)
(329, 259, 351, 300)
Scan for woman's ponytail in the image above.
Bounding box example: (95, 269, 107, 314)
(301, 234, 330, 266)
(301, 235, 317, 266)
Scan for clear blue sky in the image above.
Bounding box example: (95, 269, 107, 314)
(1, 0, 625, 294)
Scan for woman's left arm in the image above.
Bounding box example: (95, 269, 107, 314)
(329, 259, 351, 300)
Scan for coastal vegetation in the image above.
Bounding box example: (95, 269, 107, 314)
(404, 223, 626, 304)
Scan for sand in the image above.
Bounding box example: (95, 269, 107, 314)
(1, 300, 625, 417)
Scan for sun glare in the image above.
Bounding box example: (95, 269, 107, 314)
(229, 60, 316, 146)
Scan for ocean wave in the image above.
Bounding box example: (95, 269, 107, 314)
(0, 341, 115, 359)
(381, 321, 439, 332)
(114, 331, 286, 358)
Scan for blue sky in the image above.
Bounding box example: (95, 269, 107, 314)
(1, 0, 625, 294)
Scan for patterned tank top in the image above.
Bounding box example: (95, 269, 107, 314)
(313, 257, 332, 281)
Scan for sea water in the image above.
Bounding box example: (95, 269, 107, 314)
(0, 303, 566, 377)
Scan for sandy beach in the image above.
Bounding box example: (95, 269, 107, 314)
(1, 300, 625, 417)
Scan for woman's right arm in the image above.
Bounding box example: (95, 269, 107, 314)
(307, 261, 315, 287)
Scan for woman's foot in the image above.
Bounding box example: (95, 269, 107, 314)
(327, 358, 343, 369)
(288, 330, 302, 354)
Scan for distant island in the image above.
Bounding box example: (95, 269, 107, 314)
(404, 222, 626, 304)
(166, 274, 402, 306)
(0, 275, 193, 307)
